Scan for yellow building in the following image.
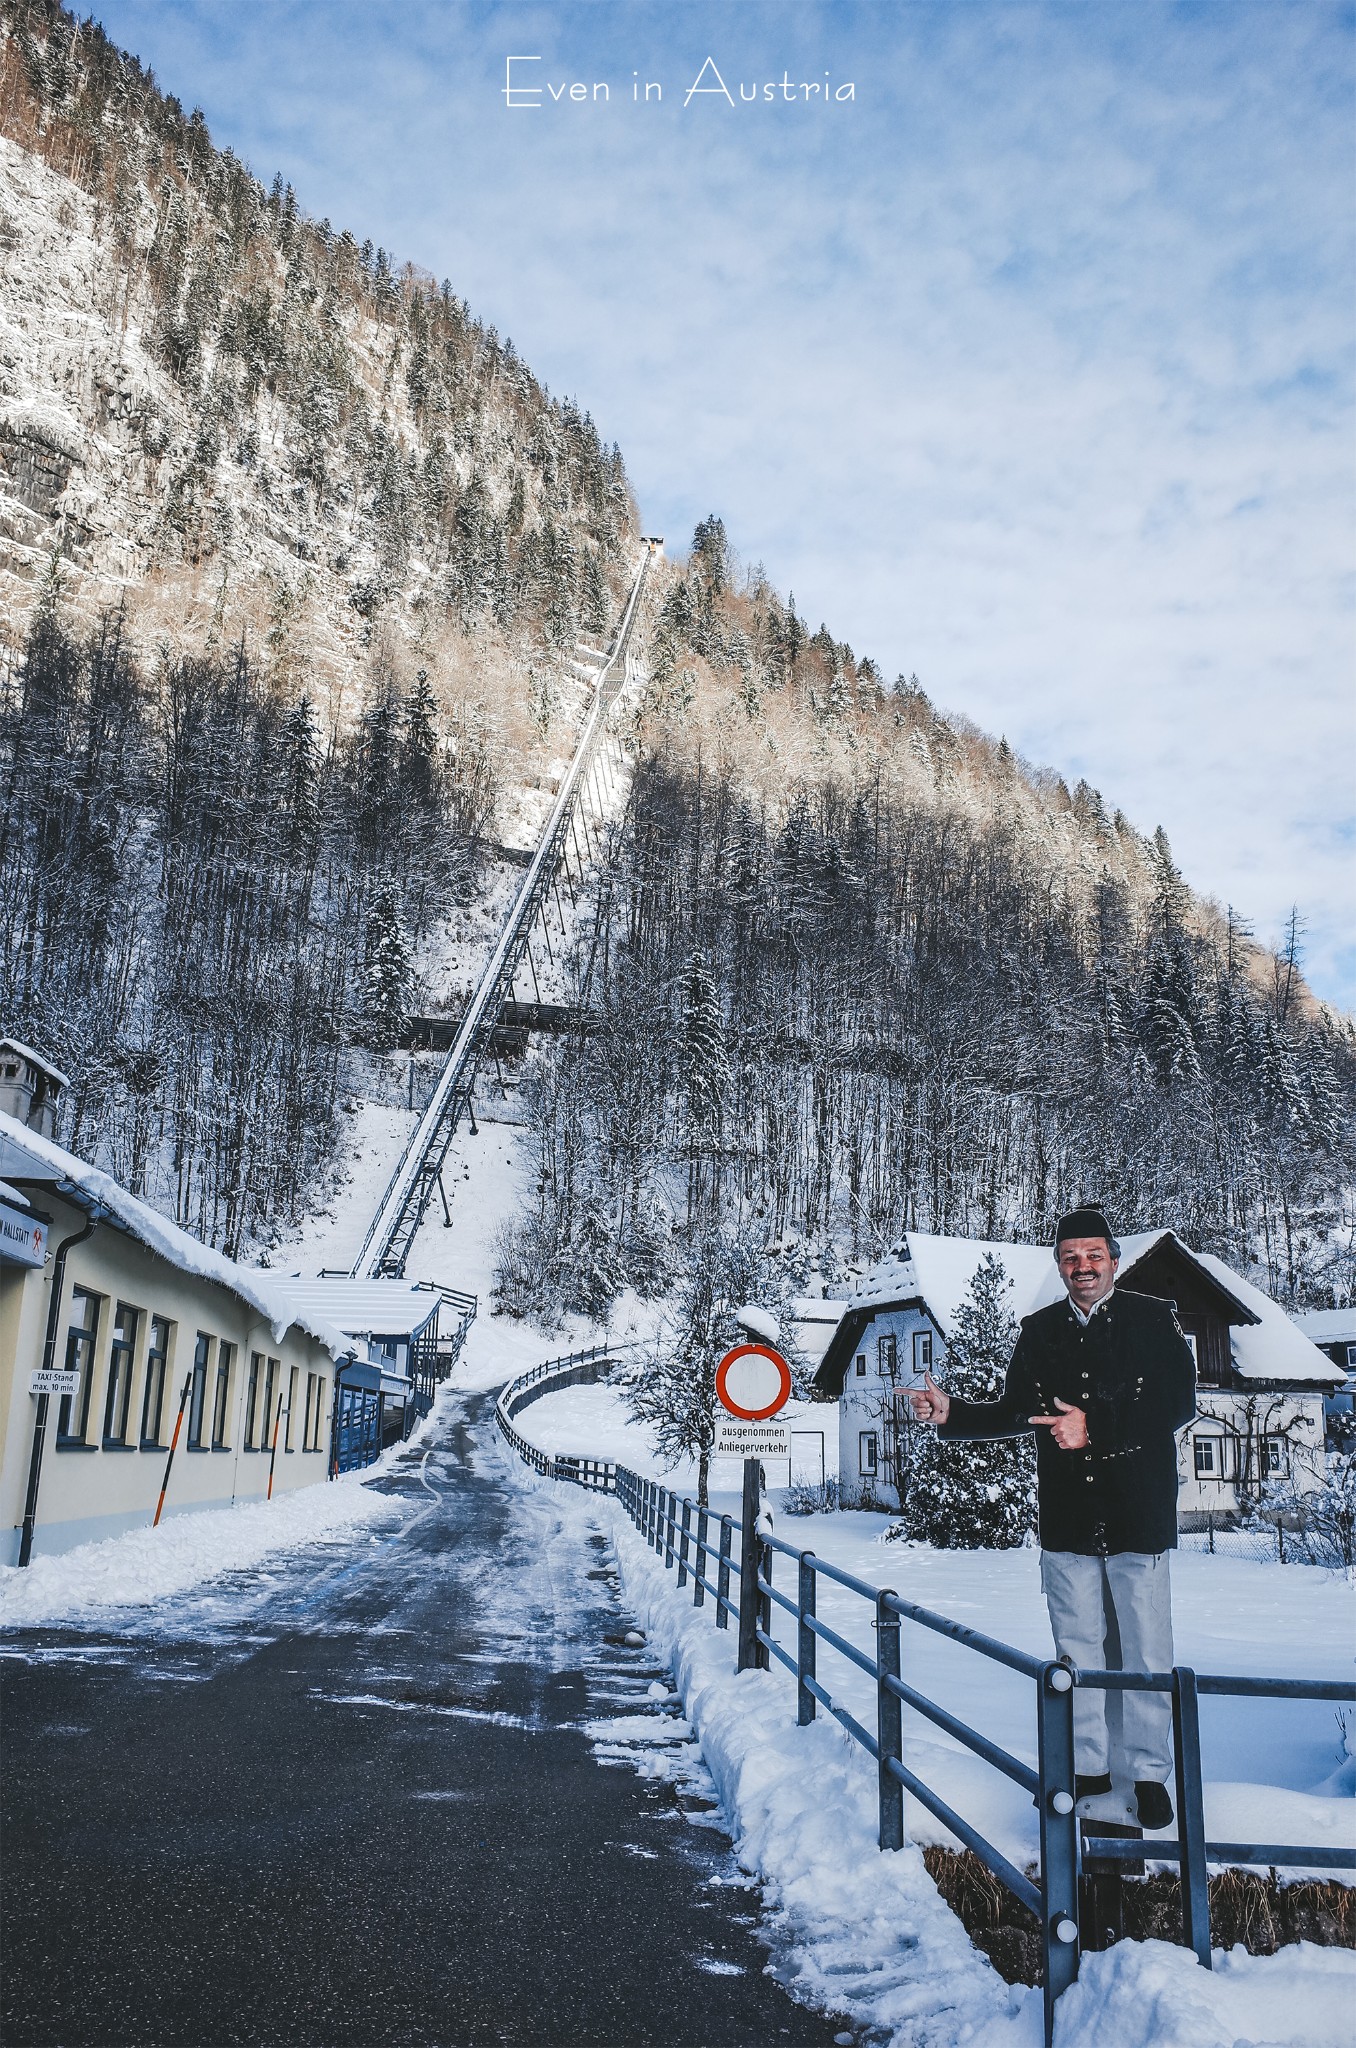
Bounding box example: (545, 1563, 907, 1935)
(0, 1112, 353, 1566)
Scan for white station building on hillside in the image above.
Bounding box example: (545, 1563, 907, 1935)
(0, 1107, 478, 1565)
(812, 1230, 1342, 1522)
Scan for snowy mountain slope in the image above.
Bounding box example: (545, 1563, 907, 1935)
(0, 2, 635, 716)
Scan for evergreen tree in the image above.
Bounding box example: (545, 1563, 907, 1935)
(362, 881, 412, 1051)
(691, 514, 729, 594)
(891, 1254, 1036, 1549)
(681, 956, 729, 1136)
(680, 955, 729, 1217)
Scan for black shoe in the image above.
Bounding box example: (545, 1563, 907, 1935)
(1135, 1780, 1173, 1830)
(1033, 1770, 1114, 1810)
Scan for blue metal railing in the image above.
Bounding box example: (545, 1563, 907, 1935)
(493, 1351, 1355, 2046)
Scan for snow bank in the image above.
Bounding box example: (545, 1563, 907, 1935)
(1052, 1938, 1354, 2048)
(608, 1497, 1039, 2045)
(0, 1470, 400, 1625)
(600, 1496, 1356, 2048)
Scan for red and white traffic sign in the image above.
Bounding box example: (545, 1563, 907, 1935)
(715, 1342, 791, 1422)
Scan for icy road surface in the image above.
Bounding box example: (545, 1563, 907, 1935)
(0, 1392, 845, 2048)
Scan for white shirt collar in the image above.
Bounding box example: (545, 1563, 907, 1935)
(1068, 1286, 1115, 1327)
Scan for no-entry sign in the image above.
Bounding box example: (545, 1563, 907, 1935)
(715, 1342, 791, 1422)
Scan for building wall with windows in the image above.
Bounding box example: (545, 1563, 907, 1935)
(1176, 1387, 1329, 1524)
(836, 1302, 939, 1505)
(0, 1187, 342, 1565)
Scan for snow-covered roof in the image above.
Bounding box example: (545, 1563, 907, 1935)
(791, 1296, 849, 1325)
(0, 1039, 70, 1089)
(0, 1179, 32, 1209)
(854, 1233, 1059, 1335)
(1189, 1253, 1345, 1386)
(1293, 1307, 1356, 1348)
(790, 1296, 848, 1367)
(0, 1113, 350, 1359)
(736, 1302, 780, 1344)
(267, 1278, 441, 1341)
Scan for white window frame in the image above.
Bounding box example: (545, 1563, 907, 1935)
(1263, 1434, 1288, 1478)
(858, 1431, 878, 1477)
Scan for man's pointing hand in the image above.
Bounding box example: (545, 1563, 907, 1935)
(909, 1372, 950, 1425)
(1029, 1397, 1089, 1450)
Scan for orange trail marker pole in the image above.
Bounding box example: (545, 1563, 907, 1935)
(153, 1374, 194, 1529)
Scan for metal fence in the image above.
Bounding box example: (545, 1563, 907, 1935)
(495, 1348, 1356, 2047)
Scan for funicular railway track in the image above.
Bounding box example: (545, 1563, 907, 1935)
(350, 548, 653, 1282)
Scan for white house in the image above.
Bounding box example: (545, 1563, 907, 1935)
(812, 1230, 1343, 1522)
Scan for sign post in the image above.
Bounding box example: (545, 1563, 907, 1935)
(736, 1454, 767, 1672)
(716, 1338, 791, 1676)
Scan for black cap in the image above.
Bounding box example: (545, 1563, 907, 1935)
(1053, 1207, 1120, 1258)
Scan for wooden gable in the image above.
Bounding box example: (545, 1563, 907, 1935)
(1121, 1237, 1257, 1388)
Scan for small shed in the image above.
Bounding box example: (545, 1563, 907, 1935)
(266, 1276, 476, 1467)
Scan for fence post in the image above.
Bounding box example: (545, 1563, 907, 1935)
(1172, 1667, 1212, 1969)
(876, 1591, 904, 1850)
(694, 1505, 709, 1608)
(716, 1514, 732, 1630)
(662, 1489, 674, 1569)
(798, 1553, 817, 1726)
(737, 1458, 765, 1671)
(1037, 1662, 1082, 2045)
(678, 1498, 691, 1589)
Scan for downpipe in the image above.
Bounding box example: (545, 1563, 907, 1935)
(18, 1212, 98, 1568)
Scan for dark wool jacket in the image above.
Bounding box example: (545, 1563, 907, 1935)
(938, 1287, 1197, 1556)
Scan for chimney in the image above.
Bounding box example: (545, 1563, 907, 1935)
(0, 1039, 69, 1140)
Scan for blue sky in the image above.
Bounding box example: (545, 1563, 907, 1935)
(89, 0, 1355, 1006)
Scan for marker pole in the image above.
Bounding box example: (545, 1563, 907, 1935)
(153, 1374, 194, 1528)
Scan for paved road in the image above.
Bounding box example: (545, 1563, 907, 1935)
(1, 1392, 846, 2048)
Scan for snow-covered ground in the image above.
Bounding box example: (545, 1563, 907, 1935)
(512, 1379, 1354, 1867)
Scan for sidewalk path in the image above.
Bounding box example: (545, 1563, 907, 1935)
(1, 1391, 844, 2047)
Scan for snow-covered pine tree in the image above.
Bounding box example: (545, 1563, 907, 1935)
(362, 881, 413, 1051)
(891, 1253, 1036, 1549)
